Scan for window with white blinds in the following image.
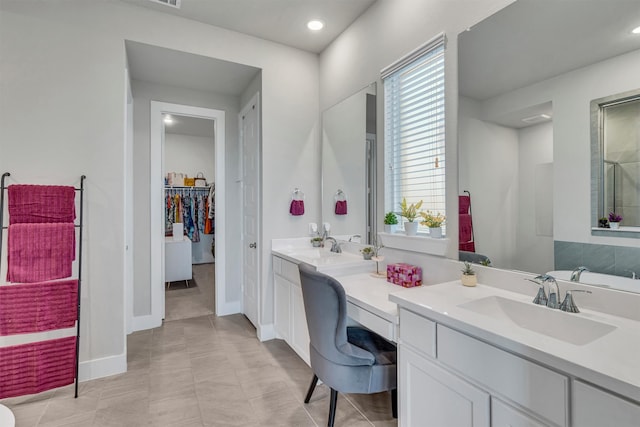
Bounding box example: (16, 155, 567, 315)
(383, 36, 445, 233)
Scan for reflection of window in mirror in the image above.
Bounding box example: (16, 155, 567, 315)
(382, 35, 446, 234)
(592, 89, 640, 229)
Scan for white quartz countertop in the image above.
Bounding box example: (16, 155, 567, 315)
(389, 282, 640, 402)
(332, 272, 414, 323)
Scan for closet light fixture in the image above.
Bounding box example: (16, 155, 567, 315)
(632, 25, 640, 34)
(163, 114, 174, 124)
(307, 19, 325, 31)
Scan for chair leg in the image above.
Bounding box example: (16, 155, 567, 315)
(304, 374, 318, 403)
(391, 388, 398, 419)
(328, 388, 338, 427)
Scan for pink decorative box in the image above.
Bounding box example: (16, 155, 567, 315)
(386, 263, 422, 288)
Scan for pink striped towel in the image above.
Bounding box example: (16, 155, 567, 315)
(7, 223, 76, 283)
(0, 280, 78, 336)
(0, 336, 76, 399)
(8, 184, 76, 224)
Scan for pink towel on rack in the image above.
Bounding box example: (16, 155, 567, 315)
(0, 336, 77, 399)
(7, 223, 76, 283)
(8, 185, 76, 224)
(459, 214, 473, 243)
(0, 280, 78, 336)
(335, 200, 348, 215)
(459, 195, 471, 214)
(289, 199, 305, 216)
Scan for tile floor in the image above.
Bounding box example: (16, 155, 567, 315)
(165, 263, 216, 322)
(2, 276, 397, 426)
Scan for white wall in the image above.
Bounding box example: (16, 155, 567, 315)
(459, 96, 519, 269)
(480, 48, 640, 249)
(1, 0, 319, 377)
(165, 133, 215, 183)
(319, 0, 514, 260)
(515, 122, 554, 273)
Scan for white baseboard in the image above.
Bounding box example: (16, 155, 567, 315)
(78, 353, 126, 382)
(257, 323, 275, 342)
(132, 314, 162, 332)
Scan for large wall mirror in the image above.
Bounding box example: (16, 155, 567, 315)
(458, 0, 640, 284)
(321, 83, 376, 243)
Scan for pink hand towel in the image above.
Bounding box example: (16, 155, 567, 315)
(290, 199, 305, 216)
(335, 200, 348, 215)
(8, 184, 76, 224)
(7, 223, 76, 283)
(459, 214, 473, 242)
(459, 195, 471, 214)
(0, 280, 78, 336)
(0, 336, 76, 399)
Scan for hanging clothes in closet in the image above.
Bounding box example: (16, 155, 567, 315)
(165, 186, 214, 242)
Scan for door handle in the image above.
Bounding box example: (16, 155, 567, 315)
(249, 242, 257, 249)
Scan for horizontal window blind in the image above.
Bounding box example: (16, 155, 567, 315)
(384, 40, 446, 233)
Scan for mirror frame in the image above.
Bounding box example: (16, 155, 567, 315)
(590, 87, 640, 237)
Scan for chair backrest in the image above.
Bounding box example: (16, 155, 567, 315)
(298, 263, 374, 367)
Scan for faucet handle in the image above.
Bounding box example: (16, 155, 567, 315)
(559, 289, 592, 313)
(525, 278, 548, 306)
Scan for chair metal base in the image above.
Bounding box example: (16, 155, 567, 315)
(304, 374, 397, 426)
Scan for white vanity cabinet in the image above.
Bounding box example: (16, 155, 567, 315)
(400, 344, 490, 427)
(397, 307, 568, 427)
(572, 380, 640, 427)
(273, 255, 310, 365)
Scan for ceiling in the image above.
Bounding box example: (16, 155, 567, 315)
(459, 0, 640, 102)
(120, 0, 376, 53)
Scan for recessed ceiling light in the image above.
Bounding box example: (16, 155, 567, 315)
(307, 20, 325, 31)
(163, 114, 173, 124)
(632, 26, 640, 34)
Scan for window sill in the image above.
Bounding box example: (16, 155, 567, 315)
(378, 232, 448, 256)
(591, 227, 640, 239)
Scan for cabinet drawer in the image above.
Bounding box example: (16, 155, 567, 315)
(573, 380, 640, 427)
(348, 302, 395, 342)
(281, 258, 301, 285)
(398, 308, 436, 358)
(437, 325, 568, 427)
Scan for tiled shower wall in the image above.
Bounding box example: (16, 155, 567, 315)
(555, 240, 640, 279)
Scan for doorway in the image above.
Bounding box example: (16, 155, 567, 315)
(163, 114, 216, 321)
(150, 102, 226, 324)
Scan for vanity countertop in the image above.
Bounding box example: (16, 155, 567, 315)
(390, 282, 640, 402)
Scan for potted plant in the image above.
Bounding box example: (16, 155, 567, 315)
(461, 261, 477, 287)
(598, 217, 609, 228)
(310, 236, 323, 247)
(360, 246, 374, 260)
(608, 212, 622, 229)
(400, 198, 423, 236)
(383, 212, 399, 233)
(420, 210, 446, 238)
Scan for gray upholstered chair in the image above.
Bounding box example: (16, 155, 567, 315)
(298, 263, 397, 427)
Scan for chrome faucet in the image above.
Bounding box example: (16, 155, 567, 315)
(348, 234, 362, 242)
(570, 266, 589, 282)
(525, 278, 548, 306)
(324, 237, 342, 253)
(559, 289, 592, 313)
(535, 274, 560, 309)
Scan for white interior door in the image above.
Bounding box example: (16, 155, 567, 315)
(241, 93, 260, 328)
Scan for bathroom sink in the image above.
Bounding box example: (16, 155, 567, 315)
(458, 296, 616, 345)
(290, 248, 342, 259)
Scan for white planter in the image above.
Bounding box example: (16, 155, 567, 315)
(384, 224, 397, 233)
(404, 221, 419, 236)
(429, 227, 442, 238)
(461, 274, 477, 287)
(609, 222, 620, 229)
